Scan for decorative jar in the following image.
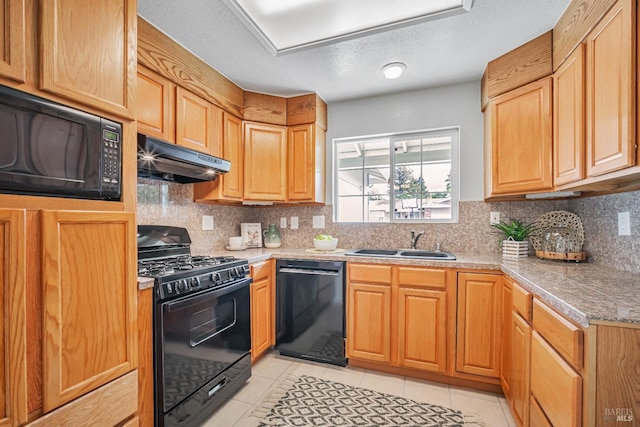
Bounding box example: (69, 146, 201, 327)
(263, 224, 282, 248)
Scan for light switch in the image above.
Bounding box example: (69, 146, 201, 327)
(290, 216, 299, 229)
(202, 215, 214, 230)
(312, 215, 325, 229)
(280, 217, 287, 228)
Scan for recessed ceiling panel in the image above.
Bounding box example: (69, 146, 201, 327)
(224, 0, 473, 55)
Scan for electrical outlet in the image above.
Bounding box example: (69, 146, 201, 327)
(618, 211, 631, 236)
(312, 215, 325, 229)
(490, 212, 500, 225)
(280, 217, 287, 228)
(202, 215, 214, 231)
(290, 216, 299, 229)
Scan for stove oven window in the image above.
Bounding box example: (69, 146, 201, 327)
(190, 300, 237, 347)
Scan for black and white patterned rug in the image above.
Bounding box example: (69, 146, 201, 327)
(254, 375, 466, 426)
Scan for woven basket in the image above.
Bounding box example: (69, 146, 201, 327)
(502, 238, 529, 259)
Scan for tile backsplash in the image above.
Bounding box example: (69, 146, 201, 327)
(137, 178, 640, 274)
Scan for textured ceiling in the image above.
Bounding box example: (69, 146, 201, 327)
(137, 0, 571, 103)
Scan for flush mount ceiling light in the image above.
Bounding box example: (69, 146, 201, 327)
(223, 0, 474, 56)
(381, 62, 407, 79)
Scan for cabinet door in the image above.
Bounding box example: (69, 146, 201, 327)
(220, 113, 244, 199)
(530, 331, 582, 427)
(40, 0, 135, 118)
(176, 86, 221, 154)
(136, 65, 175, 143)
(346, 283, 391, 363)
(500, 280, 513, 397)
(553, 45, 585, 185)
(456, 273, 502, 378)
(586, 0, 636, 176)
(0, 0, 26, 83)
(288, 124, 324, 202)
(250, 261, 273, 361)
(511, 311, 531, 427)
(0, 209, 27, 426)
(397, 287, 447, 373)
(193, 112, 244, 201)
(489, 77, 553, 195)
(41, 211, 137, 412)
(244, 122, 287, 201)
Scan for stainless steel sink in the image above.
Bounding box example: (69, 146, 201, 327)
(344, 248, 456, 260)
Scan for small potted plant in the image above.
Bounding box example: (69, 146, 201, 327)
(492, 219, 535, 259)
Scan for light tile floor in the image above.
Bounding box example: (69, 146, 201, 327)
(203, 351, 518, 426)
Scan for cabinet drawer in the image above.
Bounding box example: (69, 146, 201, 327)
(397, 267, 446, 289)
(530, 332, 582, 427)
(532, 299, 583, 369)
(529, 396, 553, 427)
(348, 264, 392, 284)
(250, 260, 272, 280)
(512, 282, 532, 321)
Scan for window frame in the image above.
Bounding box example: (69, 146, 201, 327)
(332, 126, 460, 224)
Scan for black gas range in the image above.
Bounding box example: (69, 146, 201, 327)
(137, 225, 252, 427)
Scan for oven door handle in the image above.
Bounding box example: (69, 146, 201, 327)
(164, 277, 252, 312)
(207, 377, 227, 399)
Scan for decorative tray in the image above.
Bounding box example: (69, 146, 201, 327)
(530, 210, 586, 262)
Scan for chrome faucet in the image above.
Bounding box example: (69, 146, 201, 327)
(410, 230, 425, 249)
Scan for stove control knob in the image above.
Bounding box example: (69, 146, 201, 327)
(177, 280, 187, 292)
(236, 267, 245, 278)
(212, 272, 221, 284)
(189, 277, 200, 288)
(229, 268, 238, 279)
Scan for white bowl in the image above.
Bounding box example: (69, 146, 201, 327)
(313, 238, 338, 251)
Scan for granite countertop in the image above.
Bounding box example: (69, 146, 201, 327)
(138, 247, 640, 327)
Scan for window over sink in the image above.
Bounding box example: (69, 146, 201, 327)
(333, 127, 459, 223)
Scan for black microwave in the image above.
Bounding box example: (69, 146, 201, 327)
(0, 85, 121, 200)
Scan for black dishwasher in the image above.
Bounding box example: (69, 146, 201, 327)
(275, 259, 346, 366)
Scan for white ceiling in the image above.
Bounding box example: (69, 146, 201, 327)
(137, 0, 571, 104)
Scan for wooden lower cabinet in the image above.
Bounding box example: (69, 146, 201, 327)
(500, 279, 513, 397)
(397, 287, 447, 373)
(456, 272, 502, 379)
(530, 331, 582, 427)
(347, 264, 448, 374)
(0, 208, 138, 425)
(0, 209, 28, 426)
(250, 260, 274, 361)
(346, 282, 392, 363)
(511, 312, 531, 427)
(529, 396, 552, 427)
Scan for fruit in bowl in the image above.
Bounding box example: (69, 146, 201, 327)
(313, 234, 338, 251)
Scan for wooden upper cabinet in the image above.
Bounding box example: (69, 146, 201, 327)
(489, 77, 553, 196)
(287, 124, 325, 203)
(0, 209, 27, 426)
(176, 86, 222, 155)
(40, 0, 136, 118)
(397, 287, 447, 374)
(243, 122, 287, 201)
(136, 65, 175, 143)
(456, 272, 502, 378)
(0, 0, 26, 83)
(41, 211, 136, 412)
(554, 45, 585, 186)
(193, 112, 244, 202)
(585, 0, 636, 177)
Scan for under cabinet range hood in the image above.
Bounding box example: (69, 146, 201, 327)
(137, 134, 231, 183)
